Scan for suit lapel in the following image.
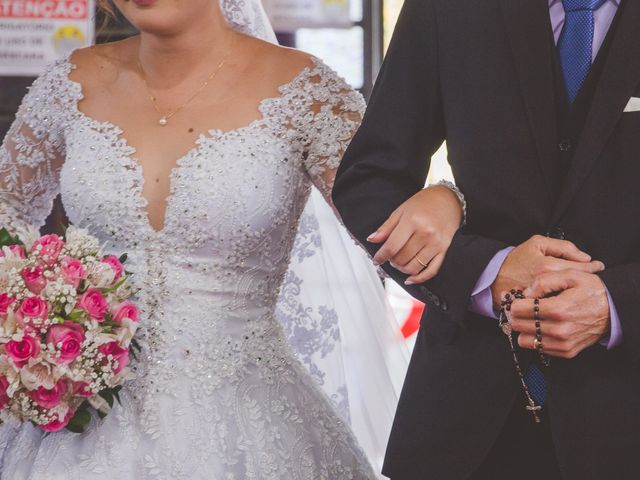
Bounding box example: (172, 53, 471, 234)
(499, 0, 558, 200)
(550, 0, 640, 226)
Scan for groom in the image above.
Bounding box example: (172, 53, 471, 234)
(333, 0, 639, 478)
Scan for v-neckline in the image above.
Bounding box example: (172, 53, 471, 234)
(61, 56, 318, 235)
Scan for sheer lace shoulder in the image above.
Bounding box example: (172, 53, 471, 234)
(275, 58, 365, 200)
(0, 58, 79, 233)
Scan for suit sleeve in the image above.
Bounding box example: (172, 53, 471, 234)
(332, 0, 507, 319)
(598, 266, 640, 362)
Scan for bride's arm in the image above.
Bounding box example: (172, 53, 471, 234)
(299, 64, 464, 280)
(0, 64, 67, 236)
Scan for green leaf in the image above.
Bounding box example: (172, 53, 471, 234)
(109, 385, 123, 405)
(131, 338, 142, 352)
(67, 310, 85, 322)
(98, 389, 114, 409)
(118, 253, 128, 264)
(66, 404, 91, 433)
(0, 227, 23, 247)
(100, 277, 127, 295)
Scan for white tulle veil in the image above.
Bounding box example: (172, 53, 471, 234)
(218, 0, 410, 472)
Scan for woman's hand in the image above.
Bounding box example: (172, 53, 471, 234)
(367, 185, 464, 285)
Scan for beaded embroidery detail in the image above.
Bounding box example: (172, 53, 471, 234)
(0, 56, 374, 479)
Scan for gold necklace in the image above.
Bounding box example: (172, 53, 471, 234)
(137, 35, 234, 126)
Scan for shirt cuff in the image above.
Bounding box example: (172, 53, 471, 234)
(469, 247, 515, 319)
(600, 287, 623, 349)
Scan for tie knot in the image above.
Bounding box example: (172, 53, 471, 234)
(562, 0, 607, 12)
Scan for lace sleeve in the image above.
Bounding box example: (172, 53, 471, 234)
(297, 61, 366, 202)
(0, 60, 72, 234)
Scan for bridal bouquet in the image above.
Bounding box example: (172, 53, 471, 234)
(0, 226, 139, 433)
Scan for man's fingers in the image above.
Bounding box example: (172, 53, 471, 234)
(539, 238, 591, 263)
(405, 253, 445, 285)
(544, 258, 605, 275)
(517, 333, 573, 355)
(367, 208, 402, 244)
(509, 298, 539, 321)
(523, 270, 580, 299)
(510, 296, 565, 323)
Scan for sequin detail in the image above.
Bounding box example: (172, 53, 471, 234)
(0, 56, 374, 480)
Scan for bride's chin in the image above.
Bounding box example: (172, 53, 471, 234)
(115, 2, 185, 35)
(123, 13, 187, 37)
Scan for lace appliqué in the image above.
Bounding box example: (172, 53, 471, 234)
(0, 56, 374, 480)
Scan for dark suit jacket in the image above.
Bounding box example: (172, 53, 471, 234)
(332, 0, 640, 478)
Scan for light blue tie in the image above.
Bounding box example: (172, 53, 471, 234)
(558, 0, 607, 103)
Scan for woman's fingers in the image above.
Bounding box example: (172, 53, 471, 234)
(392, 233, 440, 270)
(405, 253, 445, 285)
(372, 221, 414, 265)
(367, 208, 402, 244)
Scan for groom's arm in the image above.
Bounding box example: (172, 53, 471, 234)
(598, 266, 640, 362)
(333, 0, 506, 317)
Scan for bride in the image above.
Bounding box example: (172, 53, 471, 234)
(0, 0, 464, 478)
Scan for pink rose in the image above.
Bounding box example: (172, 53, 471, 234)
(0, 245, 25, 259)
(15, 297, 49, 329)
(101, 256, 124, 284)
(31, 234, 64, 266)
(77, 289, 108, 321)
(21, 266, 47, 295)
(40, 404, 73, 432)
(29, 379, 67, 409)
(112, 302, 139, 324)
(61, 257, 87, 289)
(71, 381, 93, 398)
(47, 321, 85, 364)
(98, 341, 129, 374)
(5, 334, 41, 368)
(0, 294, 15, 317)
(0, 376, 10, 409)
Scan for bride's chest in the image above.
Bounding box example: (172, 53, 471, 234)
(59, 119, 311, 247)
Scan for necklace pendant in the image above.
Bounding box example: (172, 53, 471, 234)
(159, 116, 168, 126)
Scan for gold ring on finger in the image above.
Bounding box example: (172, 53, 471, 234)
(415, 255, 429, 269)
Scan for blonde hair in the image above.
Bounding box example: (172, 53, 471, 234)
(97, 0, 115, 16)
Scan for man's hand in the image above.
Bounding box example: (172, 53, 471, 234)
(508, 270, 610, 358)
(491, 235, 605, 308)
(368, 185, 463, 285)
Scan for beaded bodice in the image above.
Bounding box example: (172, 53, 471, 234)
(1, 54, 363, 373)
(0, 56, 374, 479)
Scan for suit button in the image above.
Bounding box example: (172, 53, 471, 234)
(432, 296, 441, 307)
(441, 300, 448, 311)
(559, 139, 572, 152)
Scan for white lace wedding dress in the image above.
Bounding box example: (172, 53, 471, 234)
(0, 53, 378, 479)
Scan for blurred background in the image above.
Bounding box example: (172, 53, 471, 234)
(0, 0, 453, 344)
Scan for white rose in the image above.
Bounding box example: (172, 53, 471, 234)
(13, 225, 41, 252)
(0, 310, 17, 337)
(19, 361, 56, 391)
(87, 263, 116, 289)
(115, 318, 139, 348)
(87, 393, 111, 414)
